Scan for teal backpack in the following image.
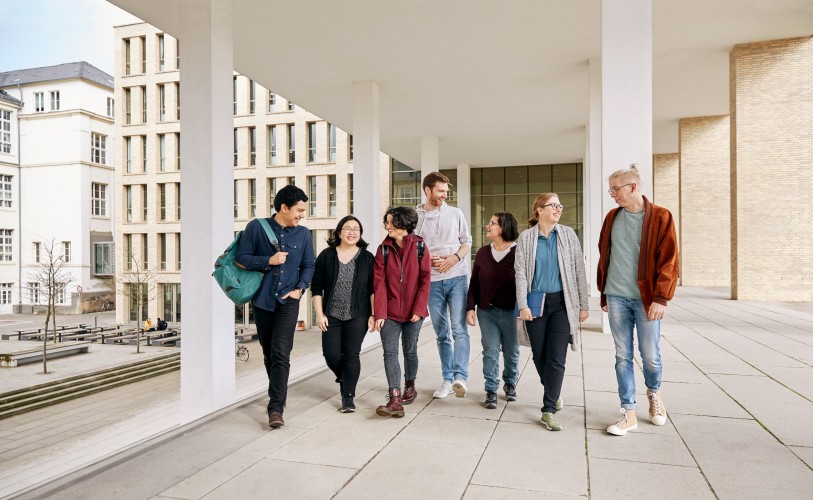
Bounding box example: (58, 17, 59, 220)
(213, 218, 278, 306)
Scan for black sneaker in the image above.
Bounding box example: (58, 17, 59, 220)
(340, 394, 356, 413)
(503, 384, 517, 402)
(484, 391, 498, 409)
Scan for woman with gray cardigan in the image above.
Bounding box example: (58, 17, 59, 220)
(515, 192, 589, 431)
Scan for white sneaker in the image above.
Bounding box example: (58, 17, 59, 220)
(433, 380, 453, 398)
(607, 408, 638, 436)
(452, 378, 467, 398)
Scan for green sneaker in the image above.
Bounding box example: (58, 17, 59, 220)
(541, 412, 562, 431)
(556, 397, 563, 411)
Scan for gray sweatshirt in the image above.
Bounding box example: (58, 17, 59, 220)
(415, 202, 472, 282)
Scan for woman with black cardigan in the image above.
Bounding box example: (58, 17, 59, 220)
(311, 215, 375, 413)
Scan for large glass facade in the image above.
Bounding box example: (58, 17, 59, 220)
(390, 160, 457, 208)
(471, 164, 583, 255)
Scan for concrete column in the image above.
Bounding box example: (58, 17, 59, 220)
(353, 81, 382, 247)
(585, 58, 603, 298)
(679, 116, 730, 287)
(420, 135, 439, 189)
(456, 163, 471, 229)
(730, 37, 813, 300)
(177, 0, 235, 423)
(601, 0, 652, 189)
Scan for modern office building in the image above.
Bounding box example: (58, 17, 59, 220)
(0, 63, 116, 314)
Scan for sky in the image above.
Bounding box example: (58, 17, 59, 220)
(0, 0, 142, 76)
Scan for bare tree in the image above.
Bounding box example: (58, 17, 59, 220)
(117, 256, 158, 354)
(30, 239, 73, 374)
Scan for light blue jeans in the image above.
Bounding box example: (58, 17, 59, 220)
(428, 275, 470, 382)
(607, 295, 662, 409)
(477, 306, 520, 393)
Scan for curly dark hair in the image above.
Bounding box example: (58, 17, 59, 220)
(273, 185, 308, 212)
(383, 206, 418, 234)
(491, 212, 519, 242)
(326, 215, 369, 248)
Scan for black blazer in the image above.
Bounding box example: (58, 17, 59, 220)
(310, 246, 374, 319)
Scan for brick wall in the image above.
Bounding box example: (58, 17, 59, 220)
(679, 116, 730, 287)
(730, 36, 813, 300)
(653, 153, 680, 253)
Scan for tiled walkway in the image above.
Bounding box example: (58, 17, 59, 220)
(4, 287, 813, 499)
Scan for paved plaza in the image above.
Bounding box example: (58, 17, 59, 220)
(1, 287, 812, 499)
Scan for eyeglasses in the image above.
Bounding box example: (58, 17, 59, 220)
(486, 220, 499, 227)
(341, 227, 361, 234)
(541, 203, 564, 211)
(608, 183, 632, 195)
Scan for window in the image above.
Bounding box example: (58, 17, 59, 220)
(348, 134, 354, 161)
(328, 175, 337, 217)
(307, 122, 317, 163)
(159, 133, 166, 171)
(268, 92, 276, 112)
(249, 179, 256, 218)
(92, 183, 107, 216)
(163, 283, 181, 322)
(34, 92, 44, 112)
(249, 127, 256, 166)
(159, 183, 166, 220)
(288, 124, 295, 163)
(141, 86, 147, 123)
(270, 177, 295, 212)
(128, 283, 148, 322)
(158, 84, 166, 121)
(158, 34, 165, 71)
(124, 88, 132, 124)
(249, 80, 256, 114)
(141, 135, 147, 171)
(140, 36, 146, 73)
(175, 183, 181, 220)
(175, 133, 181, 170)
(233, 128, 238, 166)
(125, 234, 133, 270)
(142, 184, 148, 221)
(175, 82, 180, 120)
(328, 124, 336, 162)
(94, 242, 113, 275)
(125, 185, 133, 222)
(0, 283, 11, 304)
(348, 174, 354, 213)
(308, 176, 317, 216)
(62, 241, 71, 263)
(1, 110, 11, 153)
(124, 38, 131, 75)
(159, 233, 166, 270)
(91, 132, 107, 164)
(176, 39, 180, 69)
(0, 230, 11, 261)
(55, 284, 66, 304)
(28, 282, 39, 304)
(0, 174, 12, 207)
(287, 100, 294, 111)
(233, 180, 239, 218)
(142, 233, 148, 270)
(50, 91, 60, 111)
(176, 233, 181, 270)
(125, 137, 132, 173)
(268, 125, 277, 165)
(390, 159, 421, 208)
(34, 241, 41, 263)
(233, 76, 237, 115)
(107, 97, 115, 117)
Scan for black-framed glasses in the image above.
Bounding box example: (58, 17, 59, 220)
(541, 203, 564, 211)
(608, 183, 632, 195)
(341, 227, 361, 233)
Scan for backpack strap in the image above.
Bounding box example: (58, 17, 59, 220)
(416, 240, 425, 264)
(383, 241, 424, 267)
(382, 245, 390, 267)
(257, 218, 279, 248)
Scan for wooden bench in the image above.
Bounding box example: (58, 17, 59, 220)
(150, 334, 181, 347)
(0, 341, 91, 367)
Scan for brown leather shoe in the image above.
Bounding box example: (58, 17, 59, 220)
(402, 379, 416, 405)
(268, 411, 285, 428)
(376, 388, 405, 417)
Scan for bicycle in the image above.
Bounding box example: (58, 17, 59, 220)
(235, 338, 249, 362)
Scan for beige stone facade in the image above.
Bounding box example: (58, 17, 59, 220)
(730, 36, 813, 301)
(114, 22, 390, 325)
(679, 116, 730, 287)
(653, 152, 680, 245)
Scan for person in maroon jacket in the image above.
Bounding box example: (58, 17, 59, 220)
(373, 206, 432, 417)
(466, 212, 521, 410)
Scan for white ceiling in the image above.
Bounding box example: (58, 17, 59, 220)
(110, 0, 813, 168)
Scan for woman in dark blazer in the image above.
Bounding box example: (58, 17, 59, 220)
(311, 215, 375, 413)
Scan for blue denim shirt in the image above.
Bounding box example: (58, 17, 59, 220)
(235, 216, 315, 312)
(531, 229, 563, 293)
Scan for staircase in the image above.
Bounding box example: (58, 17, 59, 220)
(0, 352, 181, 420)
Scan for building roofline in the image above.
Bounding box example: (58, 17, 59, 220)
(0, 62, 114, 90)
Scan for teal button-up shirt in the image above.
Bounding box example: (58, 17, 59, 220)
(531, 229, 563, 293)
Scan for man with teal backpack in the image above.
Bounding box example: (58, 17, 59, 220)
(236, 185, 314, 428)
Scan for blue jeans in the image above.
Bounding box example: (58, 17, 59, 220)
(428, 275, 470, 382)
(477, 306, 519, 393)
(380, 319, 422, 389)
(607, 295, 662, 409)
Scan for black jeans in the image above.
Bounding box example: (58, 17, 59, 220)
(525, 291, 571, 413)
(254, 299, 300, 414)
(322, 315, 368, 397)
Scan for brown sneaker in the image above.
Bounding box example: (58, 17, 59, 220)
(402, 379, 416, 405)
(268, 411, 285, 428)
(606, 408, 637, 436)
(376, 388, 405, 417)
(647, 390, 667, 426)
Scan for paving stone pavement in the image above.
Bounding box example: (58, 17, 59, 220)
(2, 287, 812, 499)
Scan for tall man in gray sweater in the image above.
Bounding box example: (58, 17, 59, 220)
(415, 172, 473, 399)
